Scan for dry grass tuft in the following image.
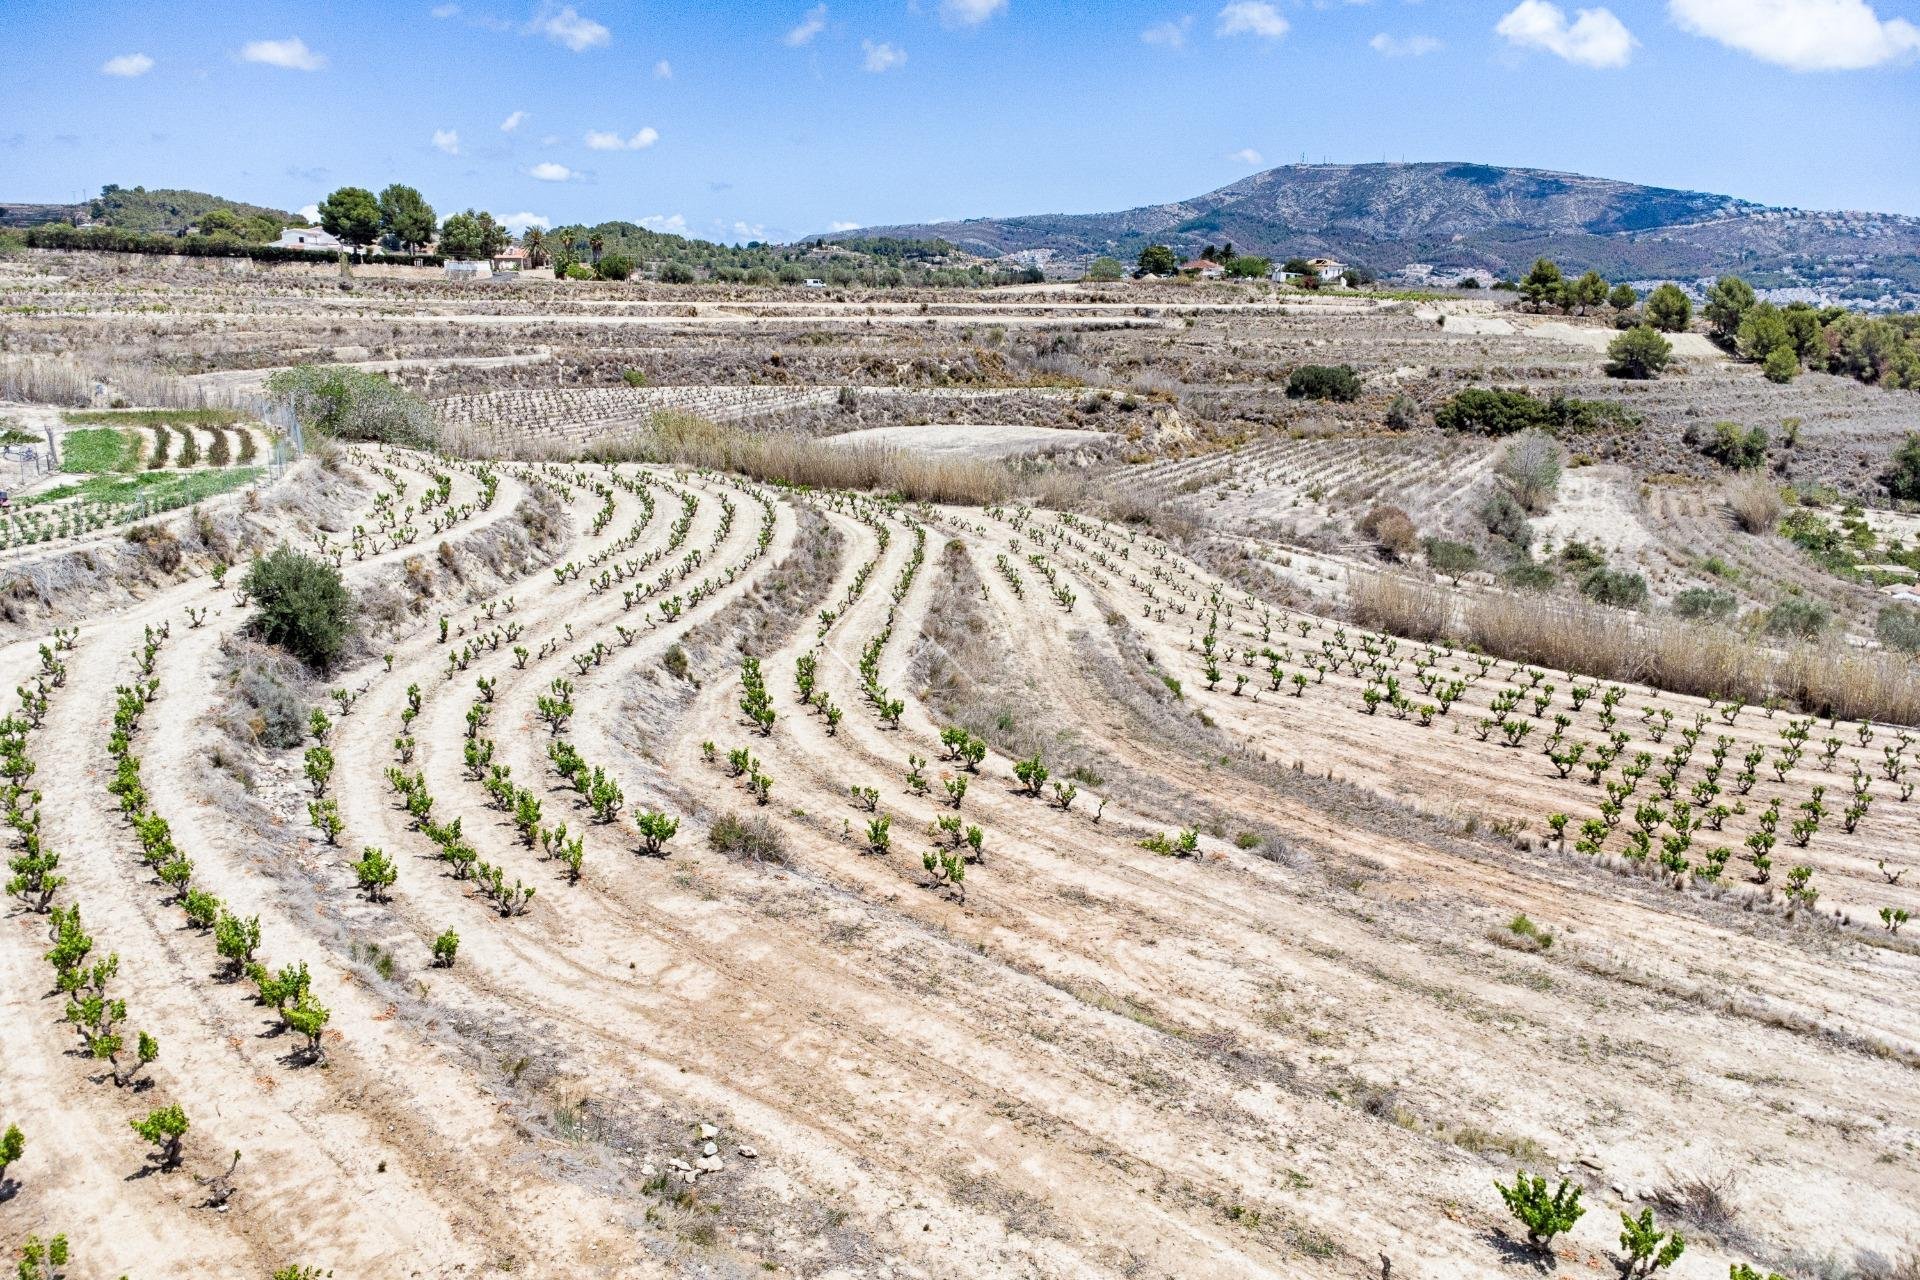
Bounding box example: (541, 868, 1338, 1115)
(1727, 475, 1784, 534)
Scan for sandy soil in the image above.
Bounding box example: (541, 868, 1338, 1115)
(1527, 321, 1725, 360)
(2, 441, 1914, 1280)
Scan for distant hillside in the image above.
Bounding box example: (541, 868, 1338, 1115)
(84, 186, 294, 235)
(0, 201, 85, 229)
(823, 162, 1920, 303)
(0, 186, 294, 235)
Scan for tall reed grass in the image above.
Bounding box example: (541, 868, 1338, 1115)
(447, 410, 1059, 508)
(1352, 571, 1920, 725)
(0, 355, 258, 414)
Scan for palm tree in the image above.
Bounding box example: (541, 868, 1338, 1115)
(588, 233, 605, 265)
(523, 227, 546, 269)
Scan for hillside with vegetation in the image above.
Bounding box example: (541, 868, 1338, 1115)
(829, 161, 1920, 304)
(84, 185, 295, 236)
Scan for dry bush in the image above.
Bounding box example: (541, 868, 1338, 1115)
(0, 355, 249, 412)
(527, 411, 1020, 507)
(1727, 475, 1784, 533)
(1495, 430, 1562, 514)
(1357, 505, 1418, 560)
(1349, 572, 1450, 641)
(707, 812, 787, 863)
(1351, 573, 1920, 725)
(1648, 1169, 1741, 1238)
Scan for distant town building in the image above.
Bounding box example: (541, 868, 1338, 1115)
(1180, 258, 1226, 280)
(489, 245, 529, 273)
(273, 226, 344, 253)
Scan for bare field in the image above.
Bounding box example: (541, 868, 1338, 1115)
(1, 253, 1917, 1280)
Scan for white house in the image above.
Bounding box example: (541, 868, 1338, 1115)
(490, 245, 529, 273)
(1180, 258, 1226, 280)
(273, 226, 344, 253)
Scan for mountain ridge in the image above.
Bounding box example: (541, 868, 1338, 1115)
(817, 162, 1920, 303)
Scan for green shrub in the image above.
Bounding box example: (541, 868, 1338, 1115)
(1285, 364, 1362, 402)
(1495, 1170, 1584, 1251)
(244, 545, 356, 670)
(1673, 587, 1736, 622)
(1762, 345, 1799, 383)
(265, 365, 435, 450)
(596, 253, 634, 281)
(1504, 559, 1557, 592)
(1886, 433, 1920, 501)
(1606, 325, 1674, 379)
(1424, 538, 1479, 582)
(1558, 540, 1607, 571)
(564, 263, 596, 281)
(1765, 596, 1830, 640)
(1701, 422, 1768, 470)
(1434, 388, 1636, 437)
(1580, 567, 1648, 608)
(1876, 603, 1920, 653)
(1618, 1208, 1684, 1278)
(1481, 488, 1533, 549)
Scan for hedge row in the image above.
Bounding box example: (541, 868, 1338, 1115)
(22, 225, 444, 267)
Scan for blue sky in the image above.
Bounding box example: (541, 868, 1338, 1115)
(3, 0, 1918, 243)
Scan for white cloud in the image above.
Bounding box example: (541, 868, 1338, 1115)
(640, 213, 688, 233)
(1229, 147, 1263, 165)
(1371, 32, 1443, 57)
(240, 37, 328, 71)
(1141, 17, 1193, 48)
(500, 110, 529, 132)
(786, 4, 828, 45)
(432, 128, 461, 155)
(1496, 1, 1635, 67)
(529, 161, 577, 181)
(430, 3, 460, 16)
(828, 220, 861, 231)
(731, 220, 767, 241)
(534, 4, 610, 51)
(1216, 2, 1289, 39)
(940, 0, 1007, 27)
(101, 52, 155, 77)
(585, 127, 659, 150)
(862, 39, 907, 70)
(654, 59, 673, 77)
(297, 203, 321, 223)
(495, 211, 551, 233)
(1669, 0, 1920, 70)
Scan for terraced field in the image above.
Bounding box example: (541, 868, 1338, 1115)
(3, 252, 1918, 1280)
